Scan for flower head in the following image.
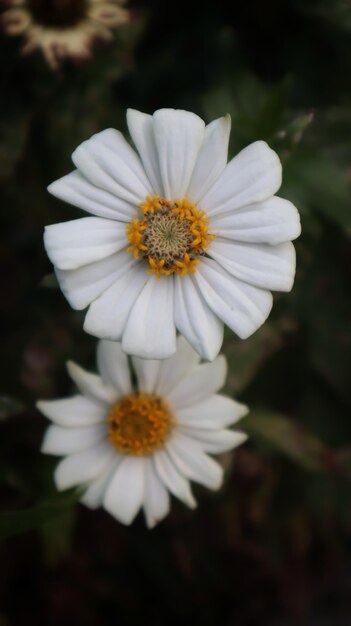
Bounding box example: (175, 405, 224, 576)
(44, 108, 301, 360)
(1, 0, 129, 70)
(37, 337, 248, 528)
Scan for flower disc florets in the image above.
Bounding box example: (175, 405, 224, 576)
(126, 196, 214, 278)
(107, 393, 174, 456)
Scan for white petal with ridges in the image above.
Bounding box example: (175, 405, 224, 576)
(155, 336, 200, 397)
(54, 441, 115, 490)
(187, 114, 231, 203)
(127, 109, 163, 195)
(55, 249, 134, 310)
(166, 434, 223, 490)
(80, 458, 121, 509)
(83, 263, 148, 340)
(103, 456, 144, 525)
(48, 170, 136, 222)
(176, 394, 248, 429)
(174, 274, 224, 361)
(72, 129, 152, 205)
(67, 361, 116, 405)
(153, 109, 205, 200)
(122, 276, 176, 359)
(97, 340, 132, 395)
(194, 258, 273, 339)
(167, 356, 227, 410)
(36, 396, 105, 428)
(44, 217, 127, 270)
(41, 423, 106, 456)
(180, 427, 248, 453)
(132, 357, 161, 394)
(143, 458, 170, 528)
(153, 450, 196, 509)
(209, 196, 301, 244)
(209, 239, 296, 292)
(202, 141, 282, 217)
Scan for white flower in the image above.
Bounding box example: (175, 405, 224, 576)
(37, 337, 248, 528)
(44, 108, 301, 360)
(1, 0, 129, 70)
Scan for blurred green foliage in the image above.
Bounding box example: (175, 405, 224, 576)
(0, 0, 351, 624)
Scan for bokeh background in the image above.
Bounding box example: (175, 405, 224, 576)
(1, 0, 351, 624)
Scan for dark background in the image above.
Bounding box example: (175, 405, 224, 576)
(1, 0, 351, 624)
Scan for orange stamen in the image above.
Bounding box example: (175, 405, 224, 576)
(107, 393, 174, 456)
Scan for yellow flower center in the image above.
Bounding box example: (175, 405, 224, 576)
(107, 393, 174, 456)
(28, 0, 88, 28)
(126, 196, 214, 278)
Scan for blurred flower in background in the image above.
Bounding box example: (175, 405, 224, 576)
(1, 0, 130, 69)
(38, 337, 248, 527)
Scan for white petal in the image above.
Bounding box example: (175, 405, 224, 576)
(97, 340, 132, 395)
(180, 427, 248, 453)
(132, 357, 161, 394)
(174, 274, 224, 361)
(48, 170, 136, 222)
(67, 361, 116, 405)
(80, 457, 121, 509)
(2, 8, 31, 36)
(88, 3, 129, 27)
(209, 196, 301, 244)
(194, 258, 273, 339)
(36, 395, 105, 427)
(122, 276, 176, 359)
(127, 109, 163, 195)
(202, 141, 282, 217)
(167, 356, 227, 410)
(166, 434, 223, 490)
(177, 394, 248, 429)
(54, 441, 115, 490)
(143, 458, 170, 529)
(209, 239, 296, 292)
(153, 450, 196, 509)
(72, 129, 152, 205)
(41, 423, 106, 456)
(55, 249, 134, 310)
(187, 114, 231, 203)
(155, 335, 200, 397)
(103, 456, 144, 525)
(152, 109, 205, 200)
(83, 263, 148, 340)
(44, 217, 127, 271)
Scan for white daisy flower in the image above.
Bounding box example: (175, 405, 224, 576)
(44, 108, 301, 360)
(1, 0, 129, 70)
(37, 337, 248, 528)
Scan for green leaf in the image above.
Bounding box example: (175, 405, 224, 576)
(223, 324, 283, 394)
(0, 490, 80, 541)
(40, 507, 76, 565)
(282, 148, 351, 231)
(40, 272, 59, 289)
(289, 225, 351, 408)
(275, 111, 314, 158)
(244, 411, 328, 471)
(0, 104, 31, 181)
(0, 395, 25, 421)
(204, 73, 292, 149)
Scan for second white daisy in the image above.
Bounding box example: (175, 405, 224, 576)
(37, 337, 248, 528)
